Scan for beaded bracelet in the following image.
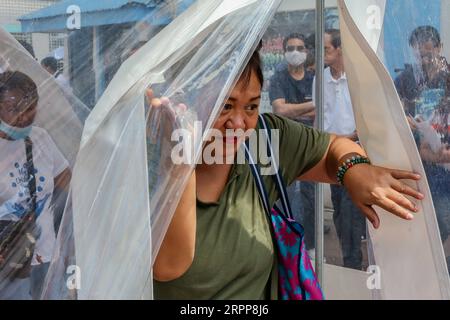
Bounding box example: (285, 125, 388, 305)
(337, 155, 371, 185)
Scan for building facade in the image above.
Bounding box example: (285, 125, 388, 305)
(0, 0, 64, 60)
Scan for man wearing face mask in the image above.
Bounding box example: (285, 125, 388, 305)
(310, 29, 366, 270)
(268, 33, 316, 260)
(269, 33, 315, 127)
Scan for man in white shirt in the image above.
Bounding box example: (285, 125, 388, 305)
(311, 29, 366, 270)
(313, 30, 357, 140)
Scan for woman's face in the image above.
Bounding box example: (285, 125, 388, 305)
(0, 88, 38, 128)
(207, 70, 261, 159)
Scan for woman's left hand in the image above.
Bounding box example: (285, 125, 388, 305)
(343, 164, 424, 229)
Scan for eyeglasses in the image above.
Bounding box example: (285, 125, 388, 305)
(286, 45, 306, 52)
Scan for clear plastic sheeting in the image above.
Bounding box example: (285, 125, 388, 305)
(3, 0, 450, 301)
(34, 0, 280, 299)
(0, 27, 87, 299)
(339, 0, 450, 299)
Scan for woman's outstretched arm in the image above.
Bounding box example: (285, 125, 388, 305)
(300, 135, 424, 229)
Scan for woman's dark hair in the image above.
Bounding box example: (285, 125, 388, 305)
(239, 41, 264, 89)
(409, 26, 441, 48)
(283, 33, 306, 52)
(0, 70, 39, 102)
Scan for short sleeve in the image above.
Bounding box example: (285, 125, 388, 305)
(261, 113, 330, 186)
(304, 72, 314, 97)
(269, 72, 285, 104)
(43, 132, 69, 177)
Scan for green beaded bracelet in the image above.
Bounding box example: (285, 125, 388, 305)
(337, 155, 371, 185)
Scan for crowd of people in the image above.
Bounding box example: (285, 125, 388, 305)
(265, 30, 366, 269)
(263, 26, 450, 271)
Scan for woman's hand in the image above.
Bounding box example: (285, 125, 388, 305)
(343, 164, 424, 229)
(146, 88, 188, 143)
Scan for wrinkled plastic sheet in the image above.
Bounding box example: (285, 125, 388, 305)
(41, 0, 280, 299)
(0, 27, 87, 298)
(339, 0, 450, 299)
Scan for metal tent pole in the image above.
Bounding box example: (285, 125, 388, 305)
(315, 0, 325, 286)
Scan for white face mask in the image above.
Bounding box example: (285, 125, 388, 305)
(285, 51, 307, 67)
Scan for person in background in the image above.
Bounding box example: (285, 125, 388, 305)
(18, 41, 35, 60)
(269, 33, 317, 248)
(395, 26, 450, 263)
(395, 26, 448, 118)
(0, 70, 71, 299)
(269, 33, 315, 127)
(41, 57, 72, 94)
(311, 29, 366, 270)
(305, 33, 316, 74)
(150, 48, 424, 299)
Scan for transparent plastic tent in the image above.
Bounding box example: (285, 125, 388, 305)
(0, 0, 449, 300)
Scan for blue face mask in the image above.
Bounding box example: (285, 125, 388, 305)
(0, 121, 32, 140)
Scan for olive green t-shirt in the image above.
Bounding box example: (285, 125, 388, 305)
(154, 113, 330, 300)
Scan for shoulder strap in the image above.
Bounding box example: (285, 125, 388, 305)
(245, 114, 293, 220)
(244, 139, 271, 217)
(25, 137, 37, 216)
(258, 114, 293, 219)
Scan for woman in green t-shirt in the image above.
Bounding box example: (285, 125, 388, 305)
(149, 49, 424, 299)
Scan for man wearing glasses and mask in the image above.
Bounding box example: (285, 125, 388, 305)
(269, 33, 315, 127)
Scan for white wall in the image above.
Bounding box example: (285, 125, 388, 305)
(0, 0, 60, 60)
(32, 33, 50, 61)
(0, 0, 58, 27)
